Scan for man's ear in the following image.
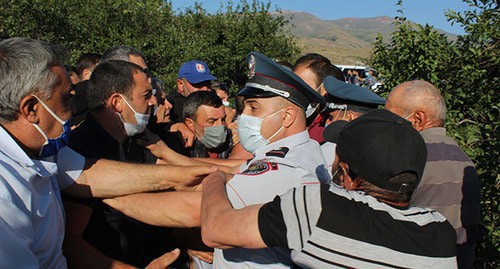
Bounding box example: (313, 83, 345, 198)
(282, 106, 297, 128)
(184, 117, 195, 132)
(19, 95, 40, 123)
(110, 93, 124, 113)
(412, 110, 427, 131)
(346, 110, 358, 121)
(177, 79, 184, 95)
(339, 162, 358, 190)
(81, 69, 92, 80)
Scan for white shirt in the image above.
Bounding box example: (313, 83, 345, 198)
(214, 131, 331, 268)
(0, 126, 84, 268)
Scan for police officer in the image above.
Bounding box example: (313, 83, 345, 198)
(213, 52, 331, 268)
(322, 75, 386, 125)
(102, 52, 331, 269)
(320, 75, 386, 175)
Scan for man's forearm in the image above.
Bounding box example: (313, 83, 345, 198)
(65, 159, 217, 198)
(103, 191, 201, 228)
(200, 172, 265, 249)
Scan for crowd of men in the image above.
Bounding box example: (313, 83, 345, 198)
(0, 37, 480, 269)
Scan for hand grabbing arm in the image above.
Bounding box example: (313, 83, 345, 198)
(201, 171, 266, 249)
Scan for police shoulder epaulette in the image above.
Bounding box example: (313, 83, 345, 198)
(265, 147, 289, 158)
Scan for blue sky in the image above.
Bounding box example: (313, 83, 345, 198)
(168, 0, 472, 35)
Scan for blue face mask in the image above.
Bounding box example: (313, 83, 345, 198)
(31, 95, 71, 158)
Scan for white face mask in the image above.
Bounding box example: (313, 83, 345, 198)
(237, 109, 284, 154)
(117, 94, 150, 137)
(222, 100, 230, 107)
(305, 103, 319, 118)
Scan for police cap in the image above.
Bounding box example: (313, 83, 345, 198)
(323, 76, 385, 112)
(238, 52, 324, 110)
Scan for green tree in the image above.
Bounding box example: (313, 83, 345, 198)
(0, 0, 300, 95)
(372, 0, 499, 267)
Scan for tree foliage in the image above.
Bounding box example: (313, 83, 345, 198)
(372, 0, 499, 267)
(0, 0, 300, 95)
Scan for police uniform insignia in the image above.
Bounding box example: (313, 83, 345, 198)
(265, 147, 289, 158)
(247, 54, 256, 79)
(241, 161, 278, 175)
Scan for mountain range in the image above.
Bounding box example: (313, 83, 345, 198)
(274, 11, 456, 66)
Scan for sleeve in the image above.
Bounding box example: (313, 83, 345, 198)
(258, 195, 288, 248)
(226, 160, 304, 208)
(55, 146, 85, 190)
(261, 185, 323, 251)
(0, 188, 39, 268)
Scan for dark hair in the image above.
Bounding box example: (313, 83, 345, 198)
(101, 45, 145, 63)
(87, 60, 144, 111)
(293, 53, 345, 87)
(76, 53, 101, 78)
(212, 81, 229, 94)
(356, 172, 418, 205)
(183, 91, 223, 121)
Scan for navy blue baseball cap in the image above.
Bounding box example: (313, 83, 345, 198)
(323, 76, 385, 112)
(178, 60, 217, 84)
(237, 52, 324, 110)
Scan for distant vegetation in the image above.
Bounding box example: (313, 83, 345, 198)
(0, 0, 300, 90)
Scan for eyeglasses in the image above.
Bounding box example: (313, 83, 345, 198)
(143, 68, 152, 78)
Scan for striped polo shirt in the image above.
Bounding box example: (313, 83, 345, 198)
(258, 184, 457, 268)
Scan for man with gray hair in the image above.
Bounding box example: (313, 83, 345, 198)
(0, 37, 215, 268)
(385, 80, 480, 269)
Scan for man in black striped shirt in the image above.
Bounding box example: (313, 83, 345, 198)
(201, 109, 457, 268)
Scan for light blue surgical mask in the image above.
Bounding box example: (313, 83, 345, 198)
(237, 109, 284, 154)
(117, 94, 150, 137)
(199, 125, 228, 149)
(31, 95, 71, 158)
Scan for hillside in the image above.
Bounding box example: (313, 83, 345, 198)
(274, 11, 456, 65)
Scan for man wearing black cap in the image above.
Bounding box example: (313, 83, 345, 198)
(200, 109, 457, 269)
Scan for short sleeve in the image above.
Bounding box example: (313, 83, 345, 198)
(55, 146, 85, 190)
(226, 161, 304, 208)
(258, 195, 288, 248)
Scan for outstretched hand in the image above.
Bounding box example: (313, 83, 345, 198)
(171, 165, 219, 191)
(146, 139, 174, 163)
(145, 248, 180, 269)
(170, 122, 195, 147)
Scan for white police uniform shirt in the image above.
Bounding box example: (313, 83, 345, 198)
(0, 126, 84, 269)
(320, 141, 336, 179)
(213, 130, 331, 268)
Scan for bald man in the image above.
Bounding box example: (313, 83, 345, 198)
(386, 80, 480, 269)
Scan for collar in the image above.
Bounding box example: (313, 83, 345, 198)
(254, 130, 310, 159)
(420, 126, 446, 136)
(0, 125, 56, 178)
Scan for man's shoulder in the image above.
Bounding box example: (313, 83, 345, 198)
(421, 127, 474, 164)
(69, 117, 118, 159)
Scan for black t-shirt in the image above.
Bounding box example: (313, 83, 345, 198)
(66, 113, 158, 267)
